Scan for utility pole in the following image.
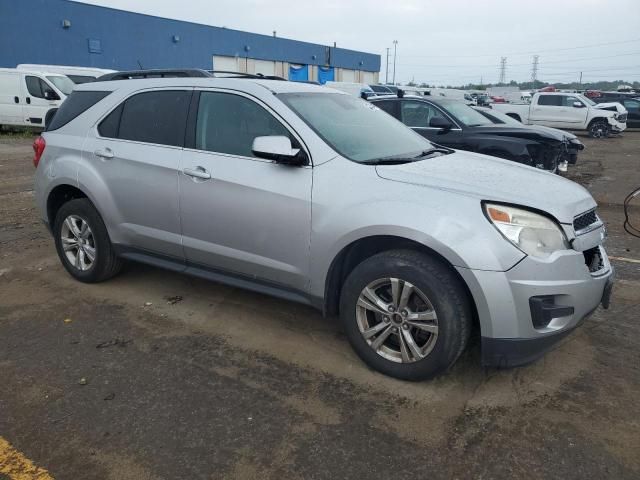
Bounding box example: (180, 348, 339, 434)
(579, 71, 583, 86)
(499, 57, 507, 84)
(385, 48, 390, 84)
(531, 55, 539, 84)
(392, 40, 398, 85)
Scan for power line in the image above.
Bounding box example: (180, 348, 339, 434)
(395, 38, 640, 59)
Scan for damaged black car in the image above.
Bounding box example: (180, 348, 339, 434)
(473, 105, 585, 172)
(369, 96, 571, 173)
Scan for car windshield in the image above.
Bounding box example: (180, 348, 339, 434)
(279, 92, 433, 163)
(46, 75, 74, 96)
(440, 101, 494, 127)
(578, 94, 596, 106)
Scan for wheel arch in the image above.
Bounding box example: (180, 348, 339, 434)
(322, 235, 479, 331)
(46, 184, 89, 225)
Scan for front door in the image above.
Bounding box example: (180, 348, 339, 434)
(80, 89, 191, 258)
(179, 90, 312, 289)
(22, 75, 59, 127)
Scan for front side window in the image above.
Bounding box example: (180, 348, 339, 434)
(623, 99, 640, 111)
(195, 92, 292, 157)
(563, 95, 583, 107)
(279, 92, 432, 163)
(25, 76, 45, 98)
(401, 101, 446, 128)
(98, 90, 191, 147)
(537, 95, 563, 106)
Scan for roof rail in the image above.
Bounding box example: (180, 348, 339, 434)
(96, 69, 212, 81)
(207, 70, 287, 81)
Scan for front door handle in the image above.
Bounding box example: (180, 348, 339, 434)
(183, 166, 211, 180)
(94, 148, 114, 159)
(14, 96, 19, 104)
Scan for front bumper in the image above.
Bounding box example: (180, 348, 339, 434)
(608, 118, 627, 132)
(457, 245, 614, 367)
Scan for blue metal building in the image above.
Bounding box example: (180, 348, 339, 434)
(0, 0, 380, 84)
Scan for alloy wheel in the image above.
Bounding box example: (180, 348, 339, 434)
(60, 215, 96, 271)
(356, 278, 439, 363)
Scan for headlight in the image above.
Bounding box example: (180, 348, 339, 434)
(484, 203, 569, 258)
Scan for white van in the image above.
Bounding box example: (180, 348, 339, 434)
(17, 64, 115, 84)
(0, 69, 73, 128)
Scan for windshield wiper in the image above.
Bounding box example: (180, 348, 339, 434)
(411, 147, 454, 158)
(360, 158, 416, 165)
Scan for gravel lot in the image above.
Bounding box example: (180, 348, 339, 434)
(1, 131, 639, 480)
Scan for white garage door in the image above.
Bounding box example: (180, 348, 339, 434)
(213, 56, 239, 72)
(254, 60, 275, 76)
(361, 71, 376, 85)
(341, 69, 356, 82)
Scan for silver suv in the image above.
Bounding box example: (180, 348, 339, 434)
(33, 72, 614, 380)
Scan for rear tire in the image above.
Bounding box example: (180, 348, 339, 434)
(339, 249, 472, 381)
(53, 198, 123, 283)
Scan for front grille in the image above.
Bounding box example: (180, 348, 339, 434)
(618, 113, 628, 123)
(583, 246, 604, 273)
(574, 209, 598, 232)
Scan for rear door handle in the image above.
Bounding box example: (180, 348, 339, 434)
(183, 166, 211, 180)
(94, 148, 114, 159)
(14, 96, 19, 104)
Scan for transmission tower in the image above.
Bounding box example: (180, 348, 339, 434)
(531, 55, 539, 84)
(499, 57, 507, 84)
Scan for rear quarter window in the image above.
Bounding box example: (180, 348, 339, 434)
(46, 90, 112, 131)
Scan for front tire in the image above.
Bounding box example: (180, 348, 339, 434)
(588, 120, 610, 139)
(53, 198, 123, 283)
(339, 250, 472, 380)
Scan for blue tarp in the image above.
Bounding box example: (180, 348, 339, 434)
(317, 66, 334, 84)
(288, 64, 309, 82)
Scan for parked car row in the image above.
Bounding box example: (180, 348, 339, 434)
(32, 69, 613, 381)
(368, 94, 583, 173)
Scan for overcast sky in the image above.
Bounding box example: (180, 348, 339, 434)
(77, 0, 640, 85)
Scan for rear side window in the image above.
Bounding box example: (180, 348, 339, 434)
(99, 90, 191, 147)
(537, 95, 563, 106)
(47, 91, 111, 131)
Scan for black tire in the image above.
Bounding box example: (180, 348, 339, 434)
(588, 120, 610, 139)
(339, 249, 472, 381)
(53, 198, 123, 283)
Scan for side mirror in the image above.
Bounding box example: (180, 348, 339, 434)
(429, 116, 453, 132)
(572, 101, 584, 108)
(251, 136, 307, 166)
(44, 90, 60, 101)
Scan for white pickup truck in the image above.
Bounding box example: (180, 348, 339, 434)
(491, 92, 627, 138)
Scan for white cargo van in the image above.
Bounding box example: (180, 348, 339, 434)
(0, 69, 73, 128)
(17, 64, 115, 84)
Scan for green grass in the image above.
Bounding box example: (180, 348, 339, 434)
(0, 129, 40, 139)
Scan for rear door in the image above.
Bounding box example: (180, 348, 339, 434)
(529, 94, 564, 126)
(0, 72, 23, 126)
(21, 74, 60, 127)
(81, 88, 191, 259)
(178, 89, 312, 289)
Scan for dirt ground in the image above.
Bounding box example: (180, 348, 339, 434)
(1, 130, 639, 480)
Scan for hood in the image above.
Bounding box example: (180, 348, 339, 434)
(375, 151, 595, 224)
(521, 124, 578, 141)
(470, 124, 565, 143)
(594, 102, 627, 114)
